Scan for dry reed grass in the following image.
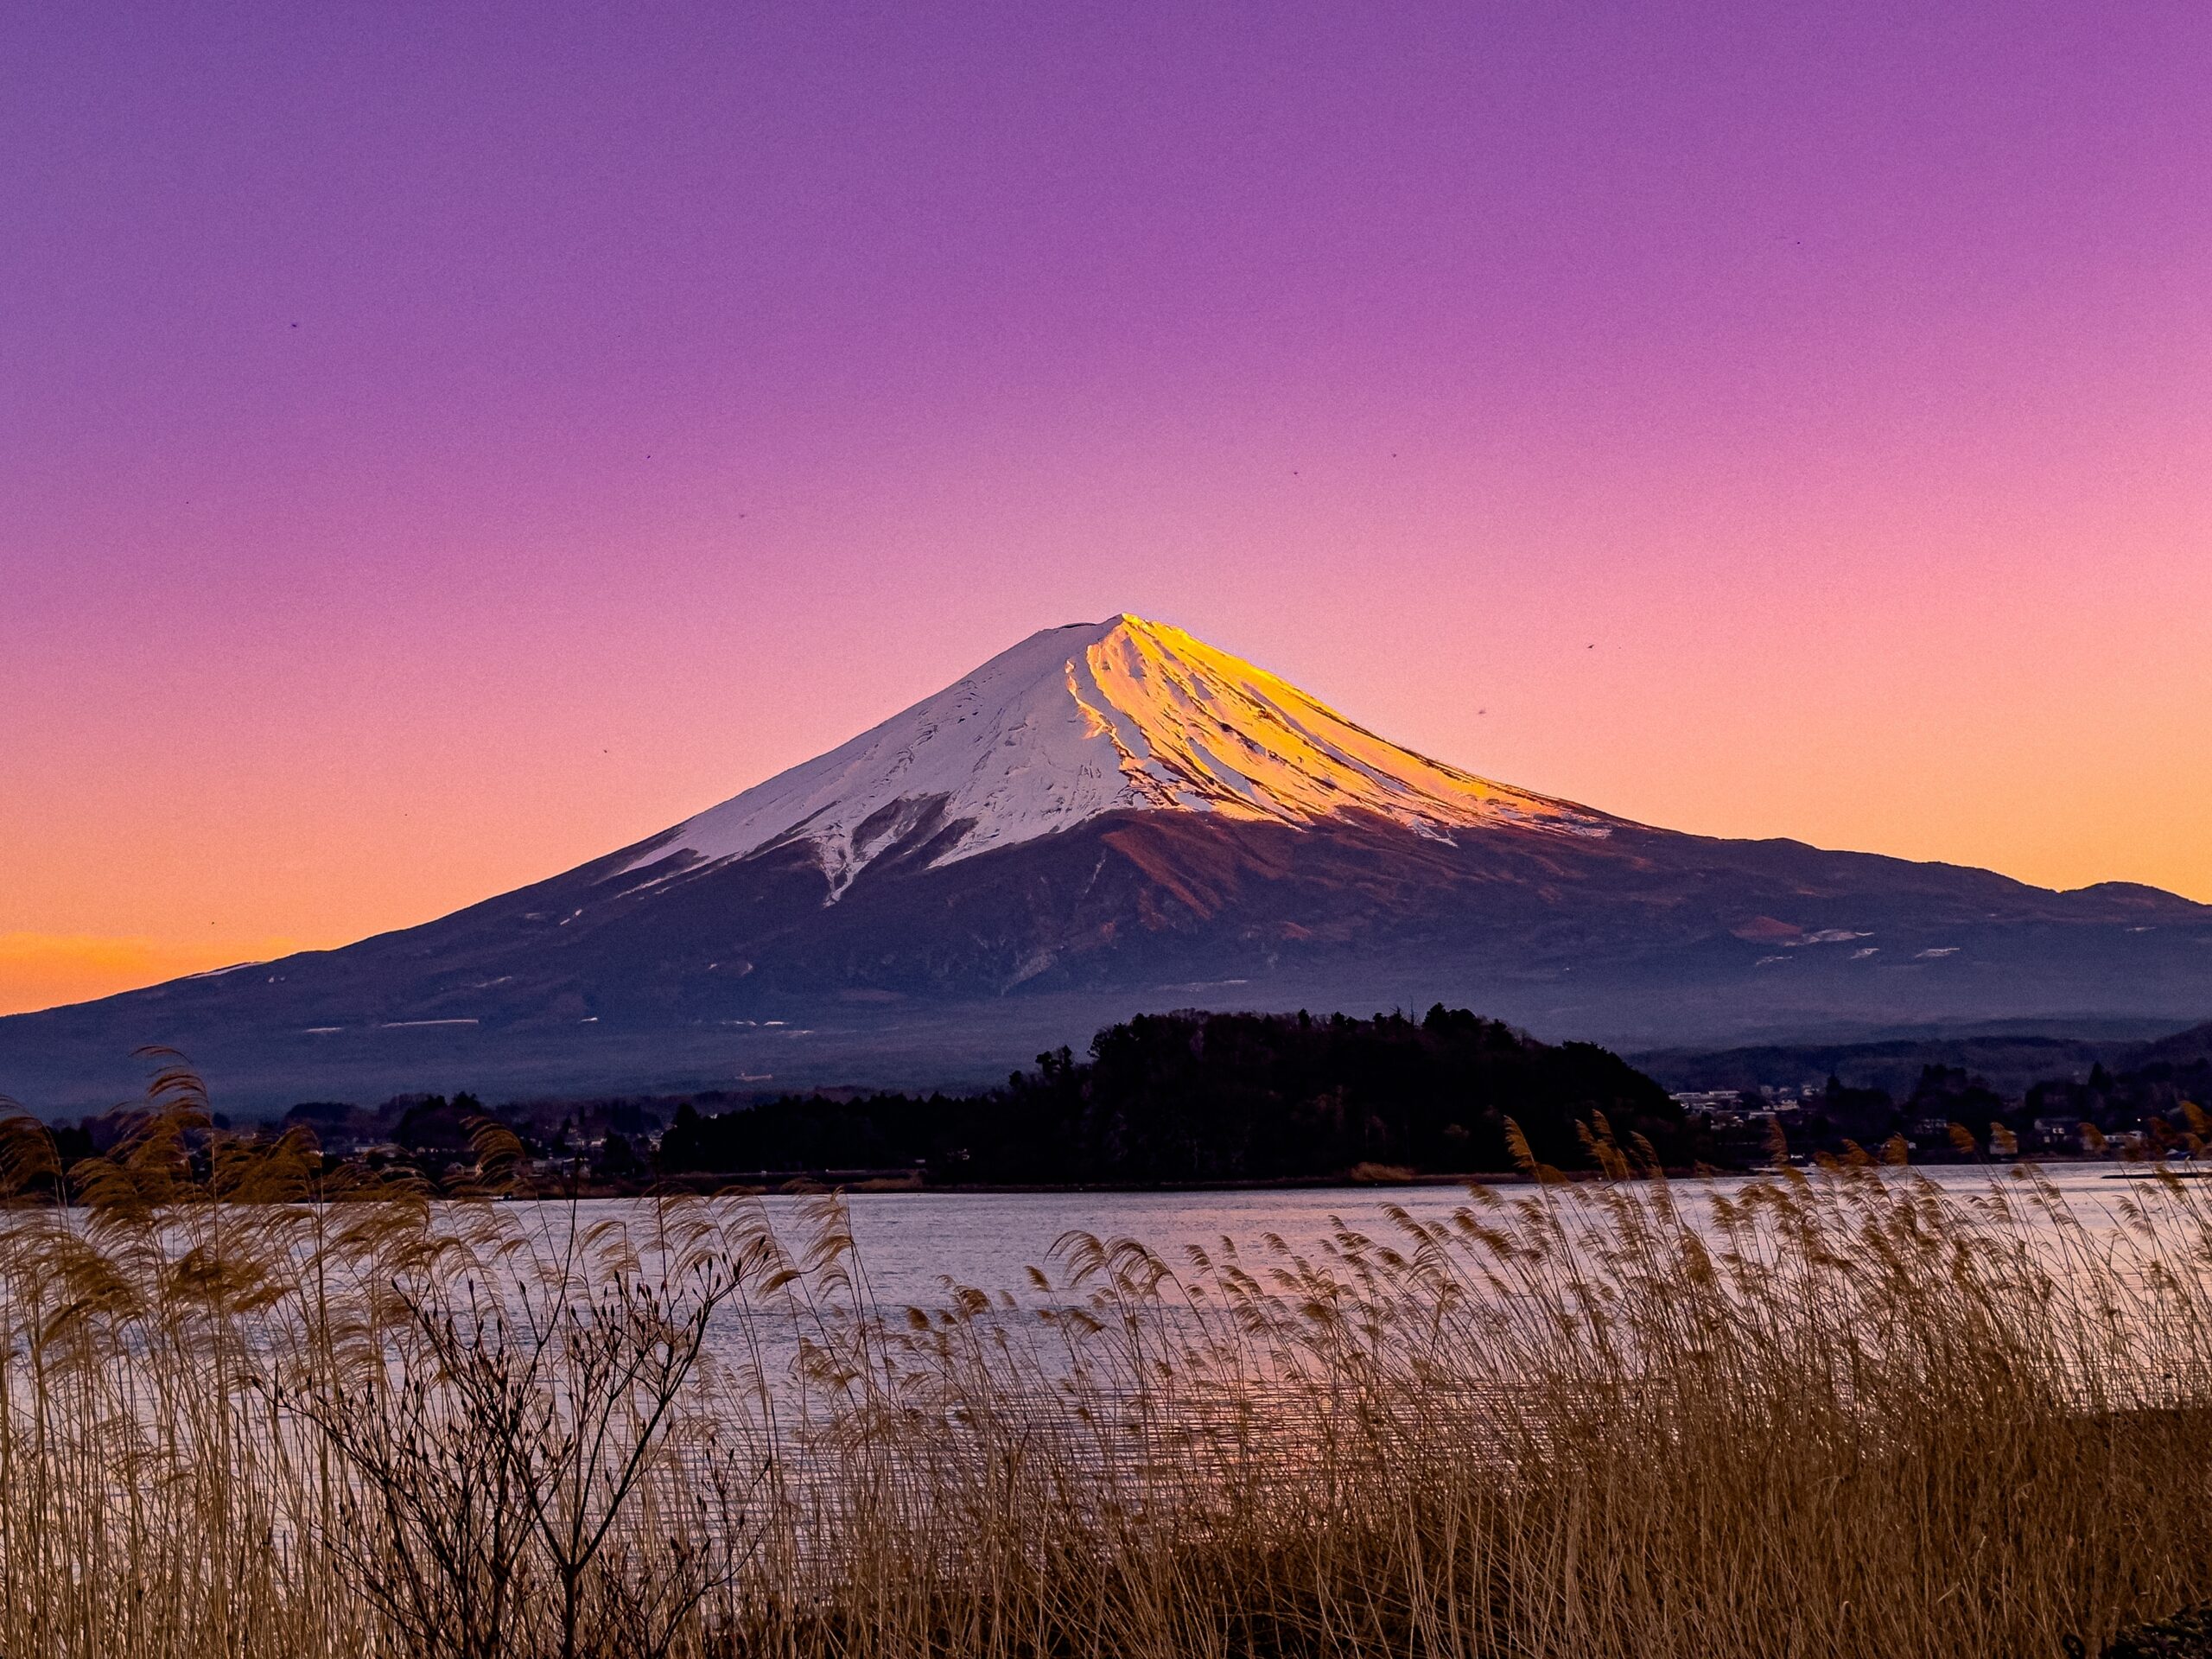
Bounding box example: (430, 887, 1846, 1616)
(3, 1066, 2212, 1657)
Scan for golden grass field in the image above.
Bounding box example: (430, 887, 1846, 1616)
(5, 1063, 2212, 1658)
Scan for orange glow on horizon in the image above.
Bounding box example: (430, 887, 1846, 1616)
(0, 935, 321, 1020)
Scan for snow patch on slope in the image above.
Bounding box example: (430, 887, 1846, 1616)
(630, 614, 1609, 896)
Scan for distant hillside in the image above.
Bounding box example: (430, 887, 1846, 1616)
(2135, 1020, 2212, 1071)
(1632, 1019, 2202, 1100)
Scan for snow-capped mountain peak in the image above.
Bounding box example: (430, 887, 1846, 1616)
(632, 614, 1608, 895)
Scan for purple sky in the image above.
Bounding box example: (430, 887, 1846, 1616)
(4, 2, 2209, 1012)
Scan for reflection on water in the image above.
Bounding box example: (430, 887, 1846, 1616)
(548, 1162, 2192, 1311)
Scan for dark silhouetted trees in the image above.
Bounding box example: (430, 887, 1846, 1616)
(657, 1006, 1690, 1183)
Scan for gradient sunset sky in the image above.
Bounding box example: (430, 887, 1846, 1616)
(4, 3, 2209, 1016)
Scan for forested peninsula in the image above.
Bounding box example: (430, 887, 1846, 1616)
(655, 1006, 1691, 1185)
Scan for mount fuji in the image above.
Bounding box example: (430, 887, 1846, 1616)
(7, 614, 2209, 1112)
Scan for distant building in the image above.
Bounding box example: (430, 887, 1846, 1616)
(1670, 1090, 1746, 1116)
(2030, 1116, 2086, 1153)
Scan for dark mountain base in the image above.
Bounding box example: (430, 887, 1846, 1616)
(10, 969, 2211, 1121)
(5, 811, 2209, 1116)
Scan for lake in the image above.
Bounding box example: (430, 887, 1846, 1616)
(555, 1160, 2208, 1311)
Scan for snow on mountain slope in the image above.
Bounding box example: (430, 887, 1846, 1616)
(632, 614, 1611, 896)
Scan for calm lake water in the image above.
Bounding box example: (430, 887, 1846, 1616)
(570, 1163, 2207, 1312)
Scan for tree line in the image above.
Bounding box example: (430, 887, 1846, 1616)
(657, 1005, 1693, 1183)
